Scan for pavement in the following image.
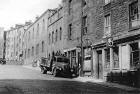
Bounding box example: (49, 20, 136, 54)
(23, 64, 140, 93)
(22, 64, 41, 71)
(74, 77, 140, 93)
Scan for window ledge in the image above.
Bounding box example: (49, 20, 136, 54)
(112, 68, 120, 70)
(104, 2, 111, 6)
(129, 26, 140, 32)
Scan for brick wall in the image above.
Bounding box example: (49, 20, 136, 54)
(111, 0, 129, 36)
(63, 0, 82, 50)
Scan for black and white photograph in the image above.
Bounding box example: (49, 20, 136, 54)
(0, 0, 140, 94)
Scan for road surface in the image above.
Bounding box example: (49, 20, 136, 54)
(0, 65, 138, 94)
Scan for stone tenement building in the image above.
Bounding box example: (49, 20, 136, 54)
(0, 28, 4, 59)
(5, 28, 15, 61)
(63, 0, 140, 86)
(47, 5, 64, 59)
(22, 9, 58, 64)
(5, 23, 31, 64)
(23, 11, 48, 64)
(5, 0, 140, 87)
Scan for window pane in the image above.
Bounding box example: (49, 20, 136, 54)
(129, 1, 139, 28)
(104, 15, 111, 36)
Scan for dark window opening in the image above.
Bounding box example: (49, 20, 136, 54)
(130, 42, 139, 69)
(113, 47, 119, 68)
(129, 1, 139, 28)
(68, 24, 72, 40)
(82, 16, 88, 35)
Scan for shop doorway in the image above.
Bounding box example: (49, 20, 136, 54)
(97, 50, 103, 79)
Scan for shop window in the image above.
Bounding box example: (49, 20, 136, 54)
(130, 42, 139, 69)
(105, 49, 110, 68)
(68, 51, 71, 67)
(129, 1, 140, 28)
(113, 47, 119, 68)
(71, 50, 76, 68)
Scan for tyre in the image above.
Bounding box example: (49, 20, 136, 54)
(41, 69, 47, 74)
(53, 68, 58, 77)
(41, 68, 44, 74)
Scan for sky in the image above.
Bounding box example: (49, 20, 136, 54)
(0, 0, 62, 30)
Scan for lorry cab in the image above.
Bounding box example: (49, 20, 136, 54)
(52, 56, 71, 77)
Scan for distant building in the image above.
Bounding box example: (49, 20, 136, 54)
(5, 24, 31, 64)
(22, 9, 54, 64)
(3, 31, 6, 59)
(5, 28, 17, 61)
(0, 27, 4, 59)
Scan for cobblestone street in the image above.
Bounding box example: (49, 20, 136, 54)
(0, 65, 138, 94)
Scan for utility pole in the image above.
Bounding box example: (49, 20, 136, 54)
(80, 0, 84, 77)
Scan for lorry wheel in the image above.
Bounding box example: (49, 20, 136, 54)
(45, 70, 48, 74)
(53, 68, 58, 77)
(41, 69, 43, 73)
(41, 69, 47, 74)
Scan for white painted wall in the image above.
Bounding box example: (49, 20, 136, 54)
(121, 44, 130, 70)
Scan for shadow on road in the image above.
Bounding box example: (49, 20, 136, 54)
(0, 79, 134, 94)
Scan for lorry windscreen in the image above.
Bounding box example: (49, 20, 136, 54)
(57, 57, 69, 63)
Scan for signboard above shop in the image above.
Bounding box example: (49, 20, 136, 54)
(84, 48, 91, 57)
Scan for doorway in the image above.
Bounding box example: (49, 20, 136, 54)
(97, 50, 103, 79)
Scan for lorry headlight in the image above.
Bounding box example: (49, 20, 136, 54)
(58, 67, 62, 70)
(71, 69, 74, 72)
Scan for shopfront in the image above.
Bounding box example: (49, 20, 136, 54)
(83, 47, 92, 76)
(92, 35, 140, 86)
(64, 48, 81, 76)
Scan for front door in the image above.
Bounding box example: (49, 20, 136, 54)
(97, 50, 103, 79)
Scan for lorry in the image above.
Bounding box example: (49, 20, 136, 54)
(39, 55, 71, 77)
